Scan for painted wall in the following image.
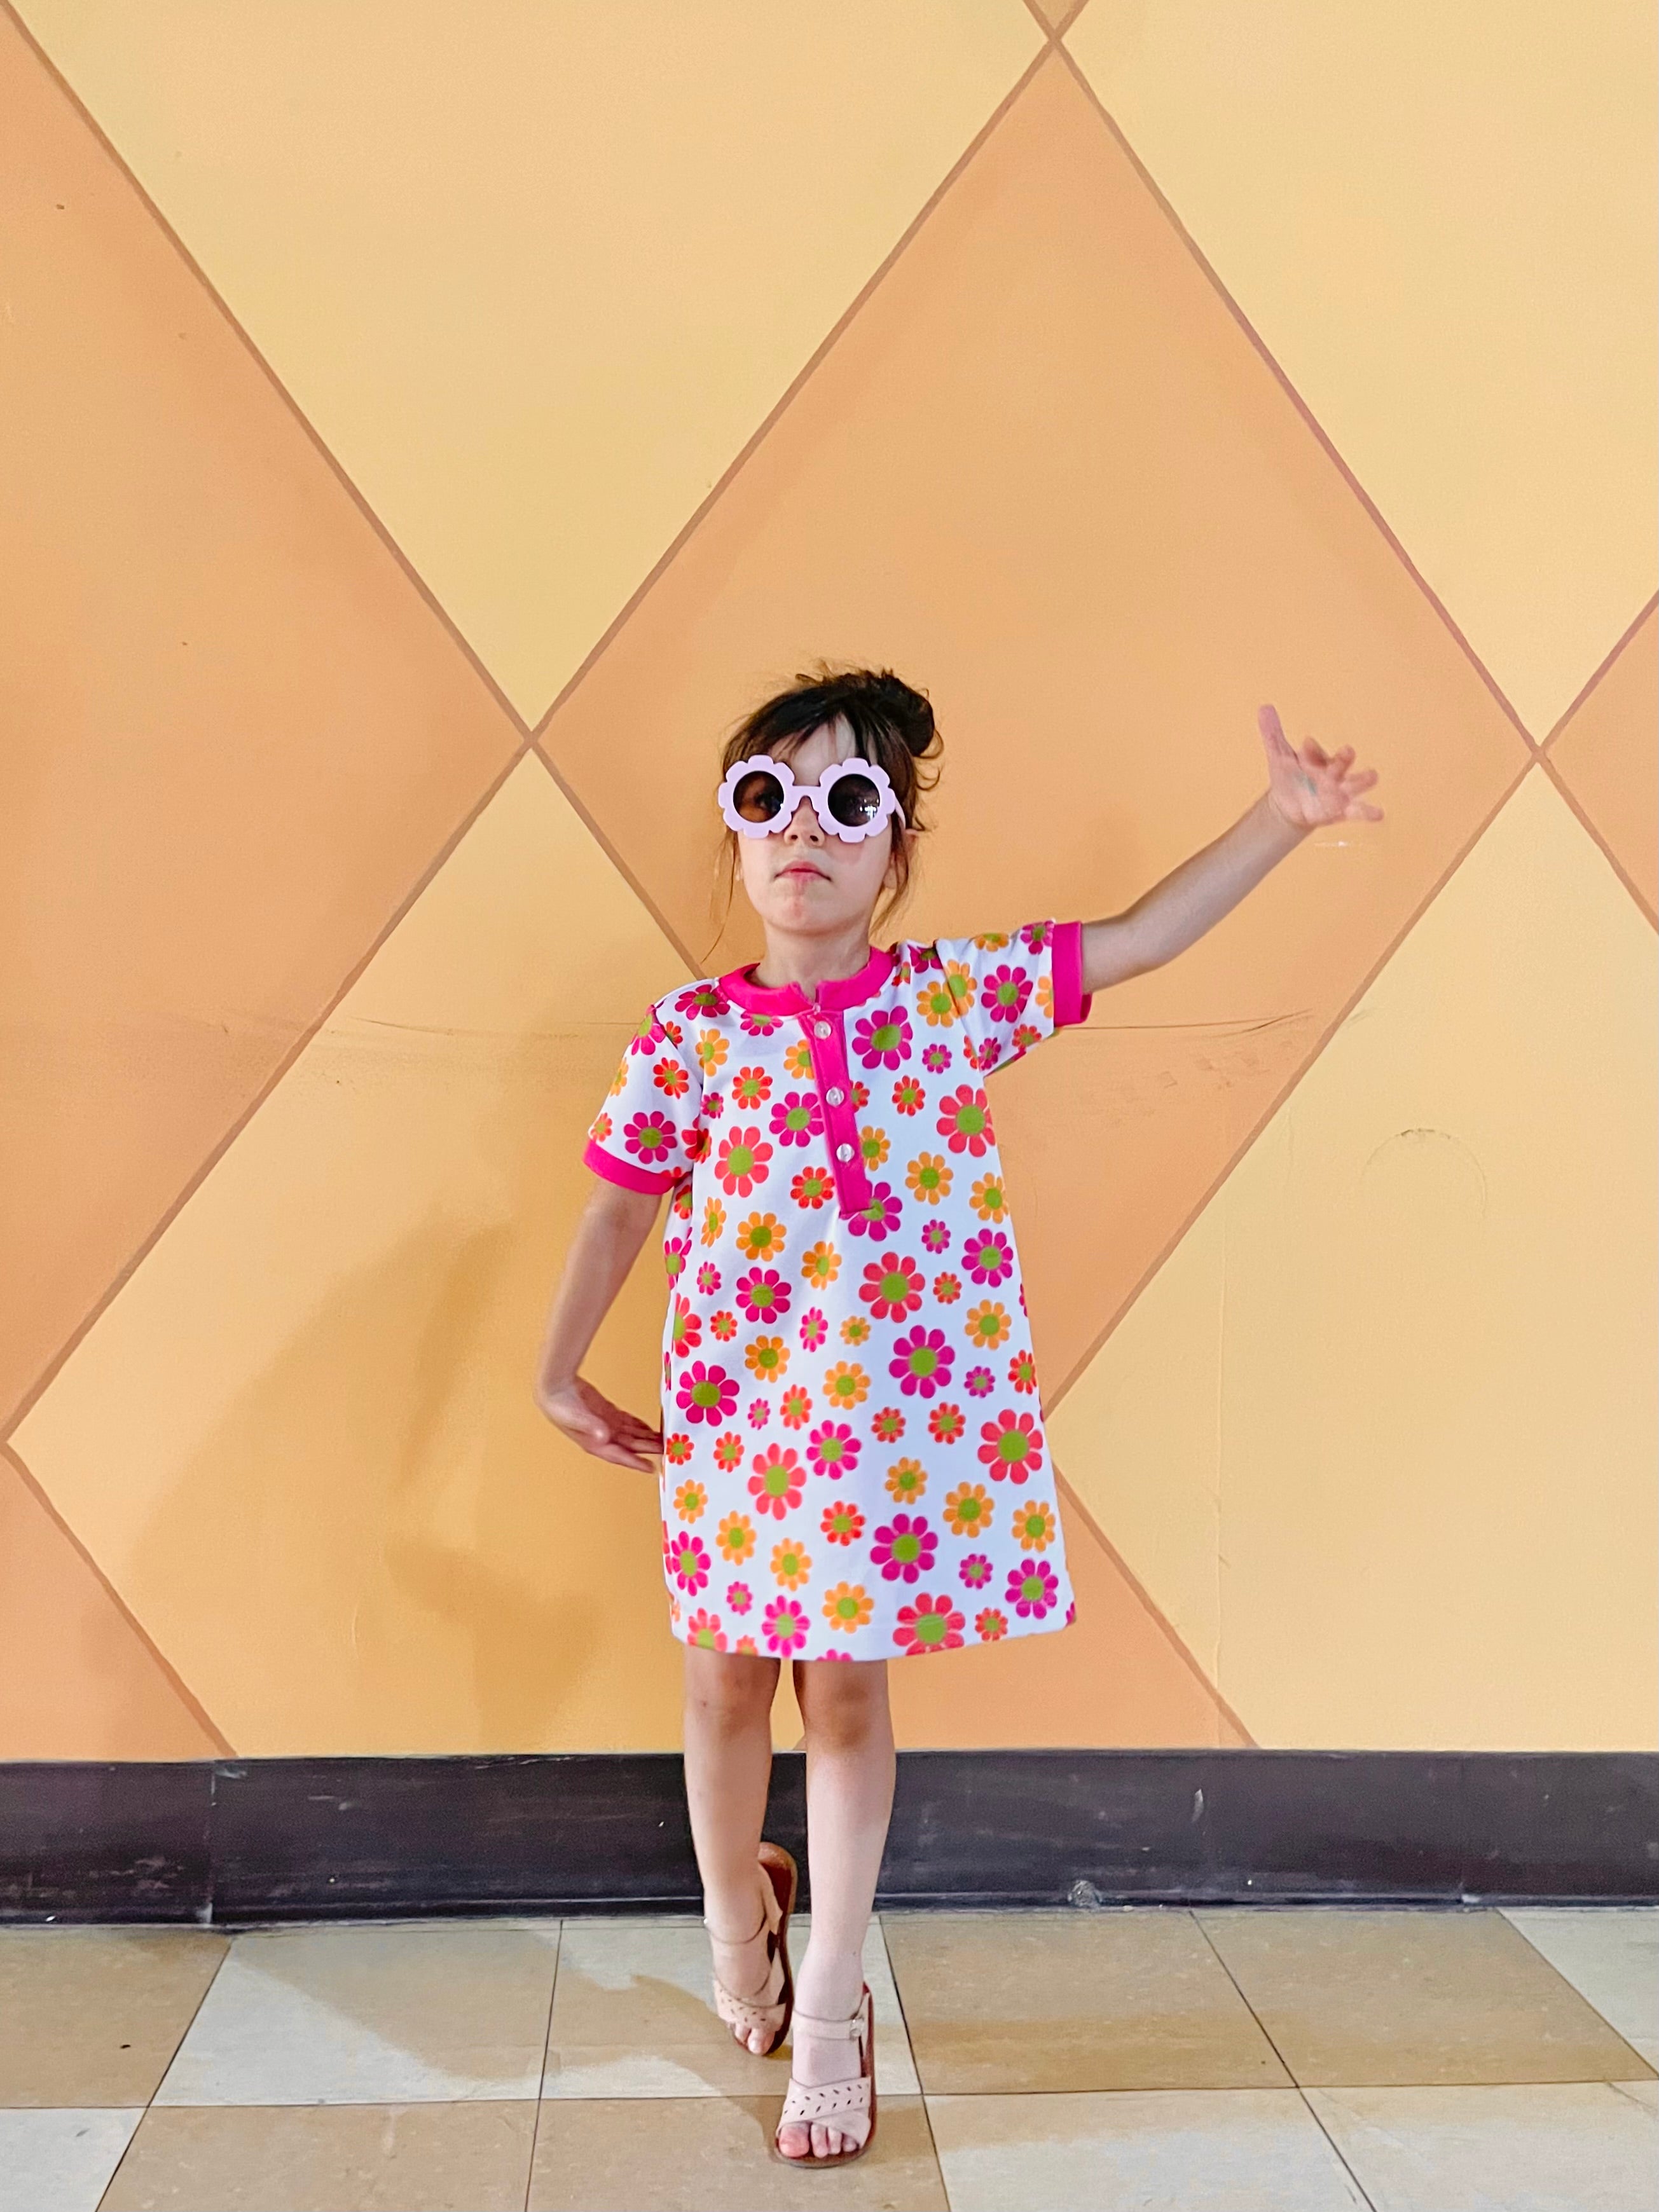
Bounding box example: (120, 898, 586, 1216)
(3, 1, 1653, 1761)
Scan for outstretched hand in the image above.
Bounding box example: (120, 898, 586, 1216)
(1258, 703, 1384, 832)
(537, 1374, 663, 1472)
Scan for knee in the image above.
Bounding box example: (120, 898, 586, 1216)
(797, 1663, 890, 1754)
(684, 1651, 777, 1731)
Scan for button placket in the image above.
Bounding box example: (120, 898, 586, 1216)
(798, 1009, 870, 1218)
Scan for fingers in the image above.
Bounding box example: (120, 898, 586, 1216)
(1256, 702, 1290, 750)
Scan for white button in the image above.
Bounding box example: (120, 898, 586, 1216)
(826, 1087, 845, 1106)
(834, 1142, 853, 1162)
(814, 1020, 832, 1038)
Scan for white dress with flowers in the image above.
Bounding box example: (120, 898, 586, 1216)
(582, 921, 1093, 1662)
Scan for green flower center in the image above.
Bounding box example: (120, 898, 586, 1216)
(907, 1347, 938, 1378)
(954, 1104, 986, 1136)
(786, 1105, 810, 1129)
(727, 1144, 754, 1176)
(751, 1286, 778, 1312)
(997, 1432, 1029, 1466)
(763, 1464, 792, 1495)
(995, 980, 1019, 1006)
(1022, 1515, 1044, 1539)
(918, 1167, 940, 1192)
(914, 1611, 947, 1645)
(819, 1438, 845, 1464)
(780, 1553, 802, 1577)
(879, 1270, 909, 1303)
(892, 1533, 920, 1563)
(694, 1626, 718, 1647)
(872, 1022, 901, 1051)
(960, 1501, 984, 1527)
(691, 1380, 721, 1407)
(1021, 1574, 1044, 1602)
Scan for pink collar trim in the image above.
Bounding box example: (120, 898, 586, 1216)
(720, 939, 898, 1015)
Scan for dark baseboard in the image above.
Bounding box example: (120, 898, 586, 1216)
(1, 1750, 1654, 1924)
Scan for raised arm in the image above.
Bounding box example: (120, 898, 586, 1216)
(1079, 703, 1383, 996)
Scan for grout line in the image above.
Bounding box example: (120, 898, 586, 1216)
(525, 748, 702, 977)
(521, 1919, 562, 2211)
(526, 40, 1052, 746)
(1042, 748, 1537, 1416)
(3, 1, 533, 743)
(1186, 1913, 1380, 2211)
(92, 1923, 238, 2210)
(0, 1445, 233, 1756)
(1539, 594, 1658, 753)
(1533, 750, 1658, 928)
(0, 741, 530, 1445)
(1053, 39, 1537, 753)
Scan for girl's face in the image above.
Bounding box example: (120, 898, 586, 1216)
(735, 713, 913, 940)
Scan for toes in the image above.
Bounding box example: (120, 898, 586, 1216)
(776, 2122, 809, 2159)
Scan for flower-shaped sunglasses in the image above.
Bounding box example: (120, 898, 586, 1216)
(717, 752, 902, 844)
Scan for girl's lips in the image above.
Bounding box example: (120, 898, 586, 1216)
(779, 863, 827, 879)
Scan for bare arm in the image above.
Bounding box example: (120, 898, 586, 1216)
(533, 1176, 668, 1472)
(1079, 703, 1384, 997)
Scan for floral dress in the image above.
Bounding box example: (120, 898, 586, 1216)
(582, 921, 1094, 1661)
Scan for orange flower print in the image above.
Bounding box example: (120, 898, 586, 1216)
(588, 1110, 612, 1145)
(944, 960, 977, 1013)
(713, 1432, 745, 1472)
(968, 1172, 1007, 1222)
(871, 1405, 906, 1444)
(892, 1075, 925, 1116)
(928, 1401, 967, 1445)
(1035, 971, 1053, 1022)
(822, 1582, 874, 1634)
(972, 929, 1010, 951)
(1013, 1498, 1057, 1552)
(801, 1241, 841, 1288)
(736, 1211, 786, 1261)
(820, 1499, 866, 1546)
(672, 1479, 707, 1523)
(914, 975, 960, 1029)
(779, 1385, 813, 1430)
(839, 1315, 871, 1347)
(906, 1152, 953, 1205)
(1007, 1349, 1038, 1395)
(695, 1029, 728, 1077)
(822, 1361, 871, 1412)
(700, 1197, 726, 1247)
(932, 1272, 961, 1305)
(963, 1300, 1012, 1352)
(654, 1057, 690, 1099)
(860, 1125, 890, 1170)
(734, 1635, 759, 1655)
(771, 1537, 813, 1590)
(710, 1309, 738, 1342)
(975, 1607, 1008, 1643)
(745, 1335, 788, 1384)
(783, 1039, 814, 1080)
(664, 1432, 694, 1466)
(885, 1457, 926, 1504)
(730, 1066, 773, 1108)
(715, 1126, 772, 1197)
(943, 1481, 993, 1537)
(791, 1164, 835, 1208)
(715, 1511, 755, 1565)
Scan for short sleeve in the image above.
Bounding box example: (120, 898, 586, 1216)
(582, 999, 706, 1195)
(923, 918, 1093, 1077)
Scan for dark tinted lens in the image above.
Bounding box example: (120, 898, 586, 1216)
(733, 769, 787, 823)
(827, 772, 883, 828)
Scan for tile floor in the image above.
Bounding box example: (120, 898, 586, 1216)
(0, 1903, 1653, 2211)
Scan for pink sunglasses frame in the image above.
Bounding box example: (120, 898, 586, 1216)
(716, 752, 903, 844)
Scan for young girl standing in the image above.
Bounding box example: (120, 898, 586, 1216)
(534, 664, 1380, 2164)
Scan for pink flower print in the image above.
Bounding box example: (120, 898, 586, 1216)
(715, 1125, 773, 1197)
(664, 1531, 710, 1595)
(1007, 1349, 1038, 1394)
(1018, 921, 1053, 954)
(871, 1513, 937, 1584)
(747, 1396, 772, 1429)
(845, 1181, 901, 1241)
(675, 982, 730, 1021)
(921, 1042, 951, 1075)
(959, 1553, 993, 1590)
(727, 1579, 753, 1614)
(791, 1164, 835, 1209)
(806, 1423, 862, 1481)
(623, 1108, 680, 1170)
(685, 1607, 726, 1651)
(851, 1080, 870, 1109)
(891, 1075, 925, 1116)
(627, 1012, 668, 1057)
(663, 1233, 691, 1283)
(1005, 1558, 1059, 1619)
(696, 1263, 721, 1296)
(677, 1362, 737, 1425)
(762, 1596, 809, 1657)
(860, 1253, 925, 1321)
(747, 1445, 804, 1518)
(936, 1085, 992, 1157)
(962, 1228, 1013, 1286)
(735, 1267, 791, 1325)
(769, 1090, 824, 1146)
(668, 1296, 701, 1361)
(799, 1307, 828, 1353)
(964, 1366, 995, 1398)
(893, 1591, 965, 1654)
(1012, 1023, 1042, 1056)
(982, 963, 1033, 1025)
(852, 1005, 913, 1069)
(713, 1431, 745, 1472)
(890, 1326, 954, 1400)
(920, 1218, 951, 1256)
(738, 1007, 785, 1037)
(978, 1410, 1044, 1483)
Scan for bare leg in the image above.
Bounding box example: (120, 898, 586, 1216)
(682, 1646, 783, 2053)
(777, 1656, 895, 2160)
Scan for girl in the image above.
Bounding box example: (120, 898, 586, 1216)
(534, 664, 1380, 2165)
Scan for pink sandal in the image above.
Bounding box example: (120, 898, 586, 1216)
(771, 1982, 877, 2167)
(705, 1841, 797, 2057)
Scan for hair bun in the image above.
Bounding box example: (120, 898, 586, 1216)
(862, 668, 935, 755)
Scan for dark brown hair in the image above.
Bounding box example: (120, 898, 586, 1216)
(708, 660, 942, 952)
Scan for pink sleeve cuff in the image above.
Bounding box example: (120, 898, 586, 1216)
(582, 1135, 680, 1193)
(1050, 918, 1094, 1029)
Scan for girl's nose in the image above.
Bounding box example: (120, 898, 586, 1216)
(780, 795, 823, 841)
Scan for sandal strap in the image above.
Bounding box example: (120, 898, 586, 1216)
(789, 1999, 868, 2041)
(778, 2072, 872, 2123)
(712, 1975, 785, 2034)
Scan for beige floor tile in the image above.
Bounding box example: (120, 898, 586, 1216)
(528, 2092, 946, 2211)
(926, 2088, 1370, 2211)
(0, 1928, 227, 2107)
(1501, 1906, 1659, 2066)
(97, 2099, 536, 2211)
(881, 1908, 1290, 2095)
(1195, 1904, 1658, 2087)
(544, 1917, 791, 2099)
(0, 2108, 142, 2212)
(151, 1923, 558, 2105)
(1307, 2080, 1659, 2211)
